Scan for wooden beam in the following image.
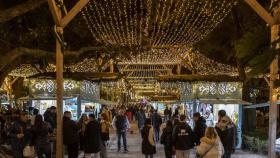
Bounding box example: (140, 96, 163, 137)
(28, 72, 120, 79)
(0, 0, 46, 23)
(61, 0, 90, 28)
(244, 0, 275, 26)
(47, 0, 62, 25)
(157, 74, 240, 82)
(170, 49, 195, 73)
(268, 24, 279, 158)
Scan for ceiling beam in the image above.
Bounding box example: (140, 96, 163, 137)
(157, 74, 240, 82)
(61, 0, 90, 28)
(244, 0, 275, 26)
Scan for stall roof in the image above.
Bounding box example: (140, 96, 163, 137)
(95, 99, 118, 106)
(199, 99, 251, 105)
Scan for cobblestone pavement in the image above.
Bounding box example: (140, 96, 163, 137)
(105, 123, 268, 158)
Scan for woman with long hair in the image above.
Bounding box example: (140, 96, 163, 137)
(32, 114, 52, 158)
(196, 127, 224, 158)
(78, 113, 88, 151)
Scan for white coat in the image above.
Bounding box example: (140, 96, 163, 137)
(196, 136, 224, 158)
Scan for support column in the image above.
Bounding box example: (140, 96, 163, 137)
(268, 25, 279, 158)
(56, 38, 64, 158)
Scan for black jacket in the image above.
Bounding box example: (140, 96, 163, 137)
(63, 117, 79, 145)
(84, 120, 101, 153)
(160, 126, 173, 148)
(172, 122, 195, 150)
(152, 113, 162, 129)
(215, 124, 237, 152)
(194, 117, 207, 145)
(141, 125, 156, 155)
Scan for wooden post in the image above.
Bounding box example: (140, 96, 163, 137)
(56, 37, 64, 158)
(109, 59, 114, 73)
(268, 25, 279, 158)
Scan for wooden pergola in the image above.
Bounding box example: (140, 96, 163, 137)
(45, 0, 280, 157)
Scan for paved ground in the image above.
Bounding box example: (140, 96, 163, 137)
(105, 122, 268, 158)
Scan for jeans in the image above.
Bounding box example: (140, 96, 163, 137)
(175, 150, 190, 158)
(67, 143, 79, 158)
(154, 127, 160, 143)
(145, 154, 153, 158)
(222, 151, 232, 158)
(85, 152, 100, 158)
(100, 141, 107, 158)
(117, 131, 127, 151)
(35, 143, 52, 158)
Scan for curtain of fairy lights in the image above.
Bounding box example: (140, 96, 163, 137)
(81, 0, 236, 47)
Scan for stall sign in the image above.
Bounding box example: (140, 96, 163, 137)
(192, 82, 242, 99)
(80, 81, 100, 100)
(29, 79, 81, 97)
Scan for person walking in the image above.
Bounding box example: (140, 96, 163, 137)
(193, 112, 207, 145)
(172, 115, 195, 158)
(141, 118, 156, 158)
(44, 106, 56, 131)
(9, 112, 32, 158)
(78, 113, 88, 151)
(164, 107, 169, 122)
(136, 108, 146, 133)
(84, 114, 101, 158)
(151, 109, 162, 143)
(215, 115, 237, 158)
(196, 127, 224, 158)
(32, 114, 52, 158)
(160, 120, 173, 158)
(100, 113, 110, 158)
(112, 109, 130, 152)
(63, 111, 79, 158)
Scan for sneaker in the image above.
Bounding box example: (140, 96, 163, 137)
(117, 149, 121, 152)
(124, 150, 128, 153)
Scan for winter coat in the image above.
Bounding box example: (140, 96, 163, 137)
(141, 125, 156, 155)
(63, 117, 79, 145)
(32, 122, 51, 147)
(215, 124, 237, 152)
(100, 120, 110, 141)
(160, 126, 173, 156)
(172, 122, 195, 150)
(112, 115, 130, 132)
(151, 113, 162, 129)
(84, 120, 101, 153)
(136, 111, 146, 129)
(194, 117, 207, 145)
(9, 120, 32, 150)
(196, 137, 224, 158)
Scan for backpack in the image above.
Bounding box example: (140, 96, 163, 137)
(115, 115, 126, 131)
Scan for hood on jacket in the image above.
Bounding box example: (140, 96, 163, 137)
(200, 137, 220, 145)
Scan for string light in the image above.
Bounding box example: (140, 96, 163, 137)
(81, 0, 236, 47)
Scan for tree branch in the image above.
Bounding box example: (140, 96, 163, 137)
(0, 0, 47, 23)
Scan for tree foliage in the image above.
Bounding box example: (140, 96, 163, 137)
(234, 26, 275, 77)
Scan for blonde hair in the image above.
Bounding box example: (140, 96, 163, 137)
(205, 127, 218, 139)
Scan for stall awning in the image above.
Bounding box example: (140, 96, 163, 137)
(95, 99, 118, 106)
(199, 99, 252, 105)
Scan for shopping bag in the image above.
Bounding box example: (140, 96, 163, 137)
(23, 145, 35, 158)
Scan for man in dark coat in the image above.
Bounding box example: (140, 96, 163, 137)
(63, 111, 79, 158)
(112, 109, 130, 152)
(151, 109, 162, 143)
(193, 112, 207, 145)
(172, 115, 195, 158)
(84, 114, 101, 158)
(9, 112, 32, 158)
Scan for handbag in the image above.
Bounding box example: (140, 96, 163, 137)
(196, 143, 216, 158)
(23, 145, 35, 158)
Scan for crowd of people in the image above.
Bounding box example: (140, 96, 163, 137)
(138, 108, 237, 158)
(0, 104, 237, 158)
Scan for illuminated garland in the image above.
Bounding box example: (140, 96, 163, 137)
(81, 0, 236, 47)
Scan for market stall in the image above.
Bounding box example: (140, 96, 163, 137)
(26, 79, 100, 120)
